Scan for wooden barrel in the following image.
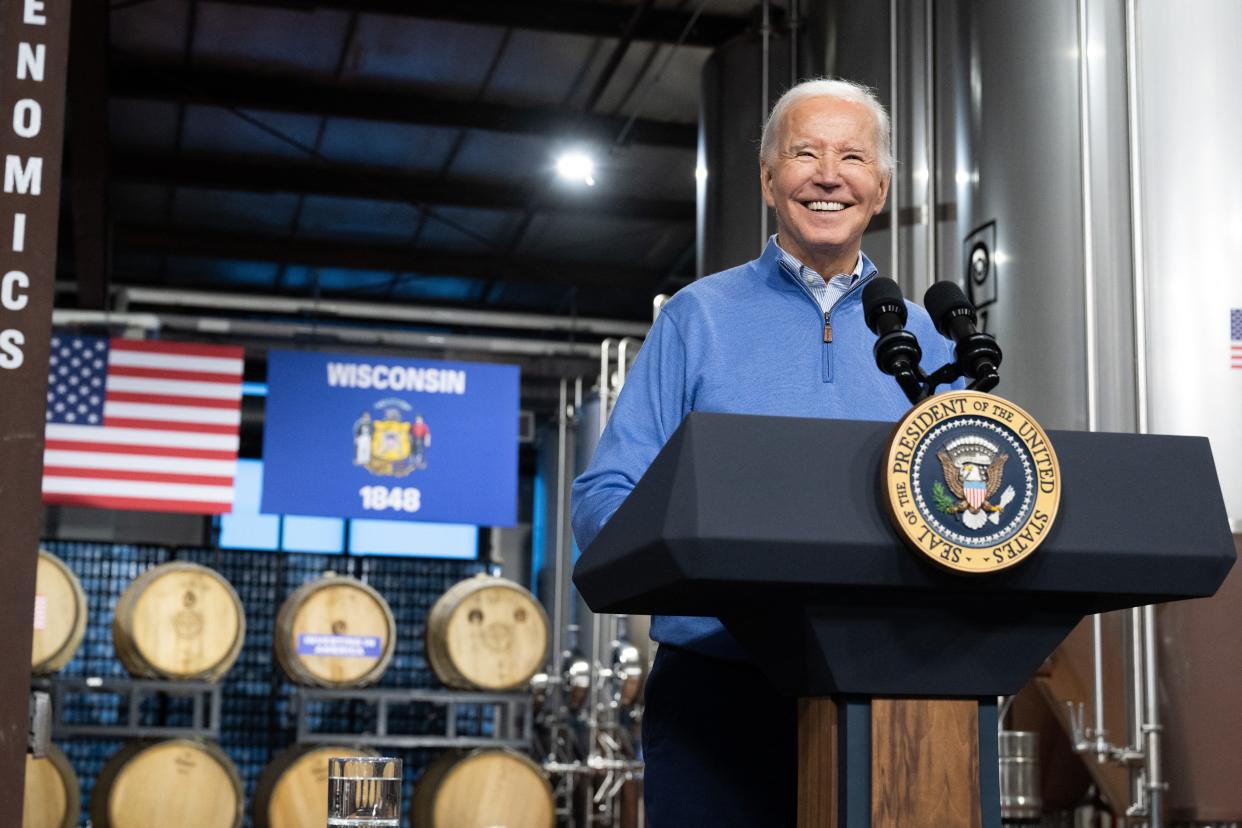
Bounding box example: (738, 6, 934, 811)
(31, 549, 89, 675)
(274, 573, 396, 687)
(112, 562, 245, 682)
(426, 574, 549, 691)
(23, 743, 79, 828)
(252, 744, 379, 828)
(412, 749, 554, 828)
(90, 739, 243, 828)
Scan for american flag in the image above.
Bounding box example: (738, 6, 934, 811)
(42, 335, 244, 514)
(1233, 309, 1242, 370)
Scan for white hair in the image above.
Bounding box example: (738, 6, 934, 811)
(759, 78, 894, 177)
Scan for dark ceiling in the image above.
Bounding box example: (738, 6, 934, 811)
(60, 0, 767, 326)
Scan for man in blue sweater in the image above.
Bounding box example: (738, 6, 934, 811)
(572, 78, 956, 825)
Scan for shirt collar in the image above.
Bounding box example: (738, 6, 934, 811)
(771, 234, 865, 284)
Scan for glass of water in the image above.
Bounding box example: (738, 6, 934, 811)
(326, 756, 402, 827)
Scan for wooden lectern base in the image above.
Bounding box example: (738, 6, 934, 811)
(797, 697, 982, 828)
(797, 698, 839, 828)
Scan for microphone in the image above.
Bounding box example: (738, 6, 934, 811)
(863, 278, 925, 404)
(923, 280, 1002, 391)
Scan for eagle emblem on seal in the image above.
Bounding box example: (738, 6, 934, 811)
(933, 436, 1017, 530)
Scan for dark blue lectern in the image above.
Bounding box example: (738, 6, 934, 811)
(574, 412, 1235, 827)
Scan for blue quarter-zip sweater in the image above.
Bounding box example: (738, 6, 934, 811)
(571, 238, 957, 659)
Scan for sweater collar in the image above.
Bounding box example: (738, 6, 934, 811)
(760, 235, 878, 287)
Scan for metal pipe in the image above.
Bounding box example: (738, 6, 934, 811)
(889, 0, 900, 284)
(1143, 603, 1164, 827)
(1125, 6, 1159, 819)
(997, 694, 1016, 729)
(51, 310, 162, 330)
(116, 286, 651, 339)
(617, 337, 640, 390)
(56, 309, 609, 360)
(1128, 606, 1148, 815)
(1124, 0, 1149, 435)
(550, 378, 570, 715)
(1091, 613, 1109, 762)
(759, 0, 772, 248)
(599, 339, 615, 425)
(1128, 606, 1145, 751)
(585, 342, 615, 828)
(581, 0, 655, 113)
(653, 294, 670, 321)
(923, 0, 936, 290)
(592, 610, 610, 713)
(602, 339, 640, 675)
(157, 313, 600, 359)
(598, 337, 642, 706)
(617, 339, 630, 390)
(1076, 0, 1099, 432)
(545, 759, 645, 775)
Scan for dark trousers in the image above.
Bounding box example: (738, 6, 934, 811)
(642, 645, 797, 827)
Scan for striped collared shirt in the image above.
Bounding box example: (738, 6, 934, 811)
(773, 236, 864, 316)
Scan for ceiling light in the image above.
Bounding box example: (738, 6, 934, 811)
(556, 151, 596, 186)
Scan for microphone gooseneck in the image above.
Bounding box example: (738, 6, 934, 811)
(862, 278, 925, 404)
(923, 281, 1002, 392)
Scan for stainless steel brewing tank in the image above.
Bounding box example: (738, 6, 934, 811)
(998, 730, 1041, 824)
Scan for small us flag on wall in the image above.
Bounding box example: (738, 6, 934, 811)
(1233, 309, 1242, 370)
(42, 335, 244, 514)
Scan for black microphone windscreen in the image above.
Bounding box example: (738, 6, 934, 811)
(923, 281, 973, 336)
(862, 277, 907, 332)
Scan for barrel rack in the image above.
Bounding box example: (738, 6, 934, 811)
(31, 676, 222, 740)
(292, 686, 533, 750)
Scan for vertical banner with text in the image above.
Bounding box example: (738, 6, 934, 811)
(262, 350, 520, 527)
(0, 0, 71, 818)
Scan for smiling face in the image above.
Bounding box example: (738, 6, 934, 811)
(760, 96, 890, 277)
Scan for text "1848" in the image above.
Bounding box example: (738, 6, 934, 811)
(359, 485, 421, 512)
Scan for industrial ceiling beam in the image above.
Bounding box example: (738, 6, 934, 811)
(477, 0, 657, 305)
(110, 59, 697, 149)
(113, 223, 661, 290)
(53, 308, 607, 360)
(114, 286, 652, 338)
(200, 0, 752, 48)
(110, 153, 694, 222)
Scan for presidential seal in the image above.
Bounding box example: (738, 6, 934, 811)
(883, 390, 1060, 574)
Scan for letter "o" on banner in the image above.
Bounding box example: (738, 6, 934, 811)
(12, 99, 41, 138)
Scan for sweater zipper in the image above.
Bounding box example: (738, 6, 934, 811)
(819, 275, 872, 382)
